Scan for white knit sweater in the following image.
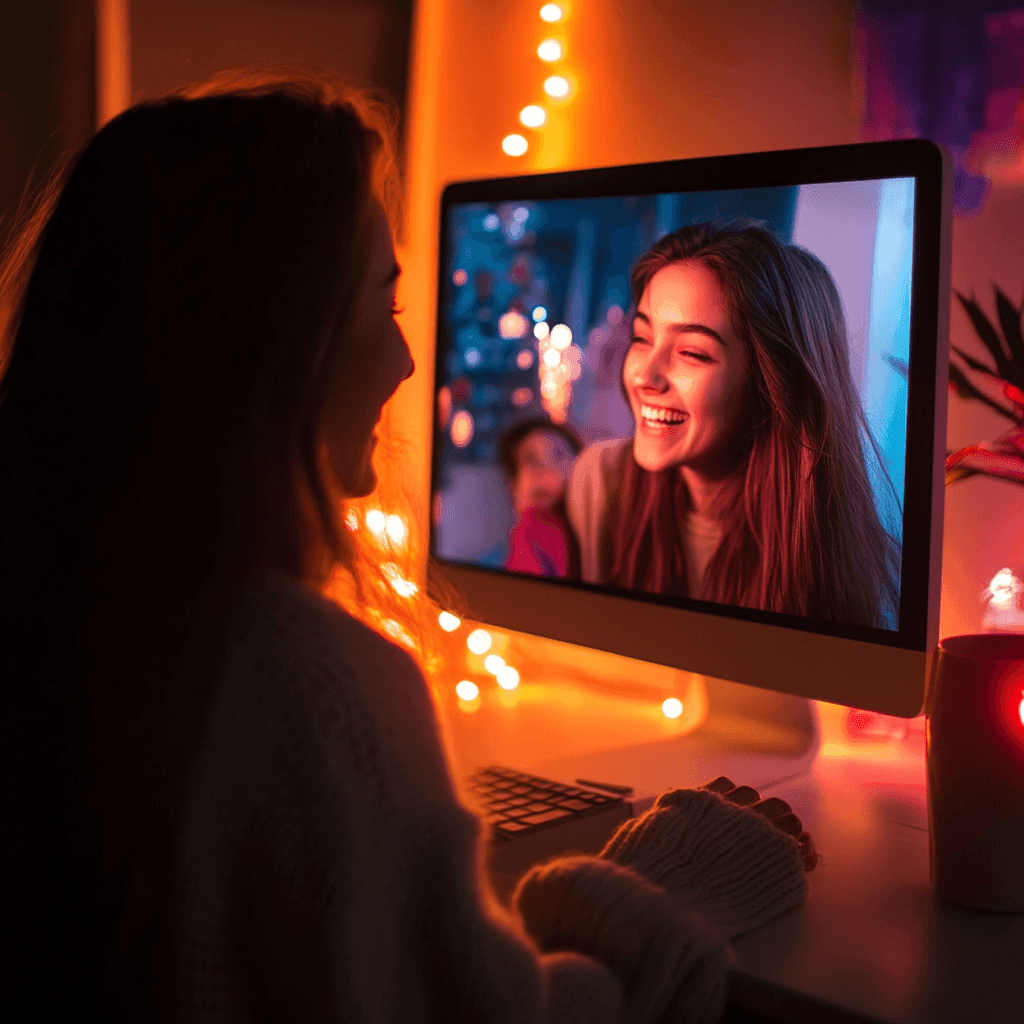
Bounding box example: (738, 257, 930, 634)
(164, 572, 731, 1023)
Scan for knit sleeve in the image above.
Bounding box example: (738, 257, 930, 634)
(173, 579, 730, 1024)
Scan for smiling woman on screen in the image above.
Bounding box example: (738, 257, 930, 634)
(566, 221, 900, 629)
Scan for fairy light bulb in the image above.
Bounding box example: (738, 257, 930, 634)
(662, 697, 683, 719)
(520, 105, 547, 129)
(467, 629, 493, 655)
(455, 680, 479, 701)
(502, 134, 528, 157)
(540, 3, 562, 22)
(438, 611, 461, 632)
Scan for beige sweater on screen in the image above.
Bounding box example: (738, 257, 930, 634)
(164, 573, 732, 1022)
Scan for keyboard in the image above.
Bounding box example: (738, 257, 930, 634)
(466, 765, 628, 842)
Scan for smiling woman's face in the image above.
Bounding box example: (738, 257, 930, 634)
(623, 259, 749, 478)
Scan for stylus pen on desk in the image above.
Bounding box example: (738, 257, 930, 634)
(576, 778, 634, 797)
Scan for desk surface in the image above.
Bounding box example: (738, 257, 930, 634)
(439, 681, 1024, 1024)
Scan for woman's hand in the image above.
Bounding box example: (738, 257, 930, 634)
(701, 776, 817, 872)
(599, 777, 816, 938)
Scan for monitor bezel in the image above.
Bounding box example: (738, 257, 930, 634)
(429, 140, 951, 717)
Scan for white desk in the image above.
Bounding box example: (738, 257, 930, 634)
(439, 681, 1024, 1024)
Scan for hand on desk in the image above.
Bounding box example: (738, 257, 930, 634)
(599, 777, 815, 939)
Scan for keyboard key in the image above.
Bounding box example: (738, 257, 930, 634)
(504, 806, 533, 818)
(521, 808, 572, 825)
(495, 819, 533, 834)
(525, 801, 551, 812)
(557, 798, 590, 811)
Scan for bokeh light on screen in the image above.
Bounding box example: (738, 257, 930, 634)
(662, 697, 684, 719)
(544, 76, 570, 98)
(516, 349, 535, 369)
(483, 654, 506, 674)
(512, 206, 530, 223)
(483, 212, 499, 231)
(467, 628, 493, 654)
(450, 410, 474, 447)
(455, 680, 479, 701)
(499, 309, 530, 339)
(436, 386, 452, 428)
(534, 321, 550, 340)
(532, 305, 547, 322)
(520, 105, 547, 129)
(550, 323, 572, 349)
(502, 134, 528, 157)
(497, 665, 521, 690)
(453, 268, 468, 286)
(543, 347, 561, 367)
(512, 386, 534, 407)
(438, 611, 461, 632)
(607, 303, 624, 325)
(540, 3, 562, 22)
(464, 347, 481, 367)
(537, 39, 562, 62)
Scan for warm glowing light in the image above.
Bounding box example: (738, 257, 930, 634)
(365, 509, 387, 536)
(540, 3, 562, 22)
(516, 349, 535, 369)
(484, 654, 506, 675)
(502, 134, 528, 157)
(537, 39, 562, 61)
(382, 619, 413, 647)
(385, 514, 407, 546)
(497, 665, 521, 690)
(436, 386, 452, 428)
(550, 323, 572, 349)
(662, 697, 684, 719)
(344, 509, 359, 531)
(438, 611, 461, 632)
(467, 629, 493, 655)
(543, 347, 561, 367)
(607, 304, 624, 325)
(512, 386, 534, 407)
(383, 563, 417, 598)
(520, 105, 547, 129)
(455, 680, 480, 701)
(532, 306, 547, 322)
(450, 410, 474, 447)
(499, 309, 530, 339)
(453, 268, 468, 286)
(534, 321, 550, 340)
(544, 76, 570, 98)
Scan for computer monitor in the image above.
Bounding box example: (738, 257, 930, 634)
(429, 140, 951, 720)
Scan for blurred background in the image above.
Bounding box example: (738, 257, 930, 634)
(1, 0, 1022, 644)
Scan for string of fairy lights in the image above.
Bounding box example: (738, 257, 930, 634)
(501, 3, 573, 159)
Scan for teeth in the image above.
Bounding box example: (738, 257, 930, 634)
(641, 404, 686, 425)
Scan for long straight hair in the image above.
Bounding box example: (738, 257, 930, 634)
(609, 221, 900, 629)
(0, 75, 416, 1020)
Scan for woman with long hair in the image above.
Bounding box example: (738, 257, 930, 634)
(567, 221, 901, 629)
(1, 79, 813, 1023)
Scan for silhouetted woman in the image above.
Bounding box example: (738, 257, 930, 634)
(1, 79, 813, 1023)
(568, 221, 900, 629)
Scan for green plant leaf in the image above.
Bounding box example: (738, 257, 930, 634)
(951, 344, 1000, 379)
(949, 361, 1019, 421)
(994, 286, 1024, 386)
(956, 291, 1013, 381)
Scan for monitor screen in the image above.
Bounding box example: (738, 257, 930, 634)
(429, 141, 950, 716)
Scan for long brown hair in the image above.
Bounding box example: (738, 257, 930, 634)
(610, 221, 900, 629)
(0, 73, 437, 1019)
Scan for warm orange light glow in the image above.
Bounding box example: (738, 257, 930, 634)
(497, 665, 521, 690)
(455, 680, 480, 701)
(382, 562, 417, 598)
(450, 409, 474, 447)
(502, 133, 528, 156)
(1019, 692, 1024, 728)
(512, 386, 533, 407)
(537, 39, 562, 62)
(365, 508, 386, 536)
(385, 514, 407, 546)
(540, 4, 562, 22)
(438, 611, 461, 632)
(532, 305, 547, 322)
(520, 105, 547, 129)
(484, 653, 506, 675)
(533, 321, 550, 340)
(436, 386, 452, 428)
(453, 268, 468, 286)
(467, 628, 493, 654)
(516, 349, 535, 369)
(543, 75, 570, 98)
(662, 697, 684, 719)
(344, 509, 359, 531)
(607, 304, 624, 325)
(499, 309, 530, 339)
